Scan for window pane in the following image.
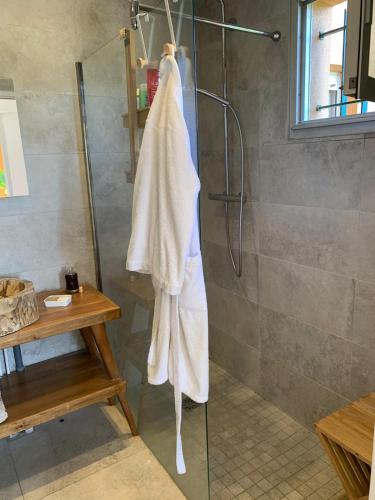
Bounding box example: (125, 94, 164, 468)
(302, 0, 373, 122)
(369, 3, 375, 78)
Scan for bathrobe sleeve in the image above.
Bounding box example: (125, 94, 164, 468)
(127, 55, 200, 296)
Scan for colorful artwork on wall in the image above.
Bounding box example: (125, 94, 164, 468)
(0, 98, 28, 198)
(0, 143, 9, 197)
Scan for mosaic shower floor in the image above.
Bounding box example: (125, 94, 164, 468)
(208, 363, 347, 500)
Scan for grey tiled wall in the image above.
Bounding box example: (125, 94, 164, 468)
(0, 0, 128, 365)
(197, 0, 375, 427)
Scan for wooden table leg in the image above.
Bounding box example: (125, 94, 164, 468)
(90, 323, 138, 436)
(80, 327, 99, 357)
(80, 327, 115, 407)
(80, 327, 116, 406)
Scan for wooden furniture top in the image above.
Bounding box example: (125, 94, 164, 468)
(316, 393, 375, 465)
(0, 284, 121, 350)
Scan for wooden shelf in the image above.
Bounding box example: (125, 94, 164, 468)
(0, 351, 124, 439)
(0, 284, 120, 350)
(123, 107, 149, 129)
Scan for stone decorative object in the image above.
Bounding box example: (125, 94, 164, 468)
(0, 279, 39, 336)
(0, 392, 7, 423)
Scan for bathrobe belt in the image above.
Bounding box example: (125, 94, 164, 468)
(171, 295, 186, 474)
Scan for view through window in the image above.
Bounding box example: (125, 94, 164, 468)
(302, 0, 375, 122)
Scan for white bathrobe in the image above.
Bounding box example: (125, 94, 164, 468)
(126, 54, 209, 474)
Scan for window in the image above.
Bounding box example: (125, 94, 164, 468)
(291, 0, 375, 137)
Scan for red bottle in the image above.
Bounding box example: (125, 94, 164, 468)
(147, 68, 159, 107)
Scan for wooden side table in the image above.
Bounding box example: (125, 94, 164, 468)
(0, 284, 137, 439)
(315, 393, 375, 500)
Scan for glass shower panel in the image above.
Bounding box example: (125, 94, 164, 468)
(79, 2, 209, 498)
(130, 4, 209, 498)
(80, 36, 146, 417)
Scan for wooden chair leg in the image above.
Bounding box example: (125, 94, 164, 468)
(90, 323, 138, 436)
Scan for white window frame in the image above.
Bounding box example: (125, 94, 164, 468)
(290, 0, 375, 139)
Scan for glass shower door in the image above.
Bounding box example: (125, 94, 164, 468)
(78, 2, 209, 498)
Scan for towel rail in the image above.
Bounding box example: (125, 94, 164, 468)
(133, 2, 281, 42)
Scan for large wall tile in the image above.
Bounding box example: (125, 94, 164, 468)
(226, 0, 290, 28)
(0, 0, 78, 32)
(204, 241, 258, 302)
(258, 34, 289, 145)
(86, 96, 128, 154)
(207, 283, 259, 348)
(74, 0, 128, 59)
(198, 149, 225, 195)
(228, 89, 260, 151)
(82, 38, 127, 99)
(350, 344, 375, 399)
(16, 256, 97, 292)
(260, 140, 362, 209)
(91, 152, 133, 210)
(358, 212, 375, 283)
(260, 307, 352, 395)
(210, 326, 260, 391)
(260, 355, 349, 428)
(197, 44, 223, 94)
(1, 24, 78, 95)
(0, 154, 89, 217)
(360, 138, 375, 212)
(353, 280, 375, 350)
(259, 203, 359, 276)
(200, 197, 258, 255)
(229, 147, 260, 202)
(197, 98, 225, 154)
(17, 93, 83, 155)
(228, 35, 262, 93)
(0, 209, 93, 275)
(259, 256, 355, 338)
(259, 80, 289, 146)
(21, 333, 84, 367)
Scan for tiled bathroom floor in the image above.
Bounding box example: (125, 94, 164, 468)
(0, 363, 350, 500)
(208, 363, 347, 500)
(0, 403, 185, 500)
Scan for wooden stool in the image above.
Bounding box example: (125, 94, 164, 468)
(0, 285, 138, 439)
(315, 393, 375, 500)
